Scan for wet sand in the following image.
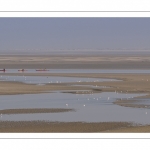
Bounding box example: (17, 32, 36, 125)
(1, 73, 150, 98)
(106, 125, 150, 133)
(0, 120, 150, 132)
(114, 99, 150, 109)
(0, 121, 132, 132)
(0, 108, 74, 114)
(1, 55, 150, 132)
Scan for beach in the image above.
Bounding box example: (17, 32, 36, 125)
(0, 55, 150, 132)
(1, 55, 150, 69)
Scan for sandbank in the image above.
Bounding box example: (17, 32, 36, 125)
(1, 55, 150, 69)
(0, 121, 132, 132)
(0, 108, 74, 114)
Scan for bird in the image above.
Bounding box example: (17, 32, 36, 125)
(66, 104, 68, 106)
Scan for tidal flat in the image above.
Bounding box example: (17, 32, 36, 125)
(1, 55, 150, 132)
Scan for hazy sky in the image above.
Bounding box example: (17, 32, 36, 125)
(0, 18, 150, 53)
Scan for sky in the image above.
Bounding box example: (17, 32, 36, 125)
(0, 18, 150, 54)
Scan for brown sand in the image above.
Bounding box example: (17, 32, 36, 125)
(0, 121, 132, 132)
(114, 99, 150, 109)
(0, 81, 93, 95)
(105, 125, 150, 133)
(0, 108, 74, 114)
(1, 73, 150, 98)
(1, 55, 150, 69)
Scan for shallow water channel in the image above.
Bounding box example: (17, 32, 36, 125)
(0, 91, 149, 125)
(0, 75, 118, 84)
(0, 74, 150, 125)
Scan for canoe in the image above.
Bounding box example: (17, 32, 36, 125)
(0, 69, 5, 71)
(18, 69, 25, 71)
(36, 69, 49, 71)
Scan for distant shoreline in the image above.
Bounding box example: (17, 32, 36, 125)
(0, 55, 150, 69)
(1, 50, 150, 57)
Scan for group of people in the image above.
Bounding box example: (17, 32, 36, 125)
(0, 68, 5, 71)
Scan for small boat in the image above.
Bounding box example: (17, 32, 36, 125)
(36, 69, 49, 71)
(18, 69, 25, 71)
(0, 69, 5, 72)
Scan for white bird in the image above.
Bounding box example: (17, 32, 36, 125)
(108, 97, 110, 100)
(66, 104, 68, 106)
(83, 104, 85, 107)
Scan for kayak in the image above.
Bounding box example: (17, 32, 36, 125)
(18, 69, 25, 71)
(0, 69, 5, 71)
(36, 69, 49, 71)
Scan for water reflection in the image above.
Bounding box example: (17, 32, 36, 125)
(0, 92, 149, 125)
(0, 75, 119, 84)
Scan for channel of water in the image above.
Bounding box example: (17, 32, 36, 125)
(0, 90, 149, 124)
(0, 69, 150, 125)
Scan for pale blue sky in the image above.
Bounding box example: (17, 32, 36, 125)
(0, 18, 150, 53)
